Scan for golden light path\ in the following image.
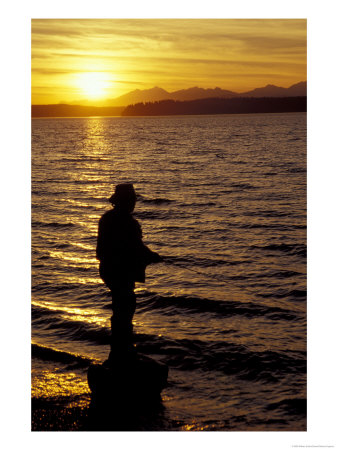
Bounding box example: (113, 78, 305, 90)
(31, 300, 107, 327)
(48, 250, 98, 266)
(31, 369, 90, 400)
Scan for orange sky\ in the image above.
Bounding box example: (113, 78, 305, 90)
(31, 19, 307, 105)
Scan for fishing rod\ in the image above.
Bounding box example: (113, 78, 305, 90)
(162, 256, 256, 297)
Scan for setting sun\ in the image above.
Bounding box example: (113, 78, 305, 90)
(75, 72, 112, 100)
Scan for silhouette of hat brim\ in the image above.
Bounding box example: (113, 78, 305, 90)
(109, 183, 136, 204)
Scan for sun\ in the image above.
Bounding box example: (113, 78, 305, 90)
(76, 72, 111, 100)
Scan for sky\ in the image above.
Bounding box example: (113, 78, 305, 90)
(31, 19, 307, 105)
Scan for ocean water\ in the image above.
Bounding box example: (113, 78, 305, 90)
(31, 112, 306, 430)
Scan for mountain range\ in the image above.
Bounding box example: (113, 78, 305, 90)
(96, 81, 307, 107)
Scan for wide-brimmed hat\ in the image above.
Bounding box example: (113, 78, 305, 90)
(109, 183, 136, 204)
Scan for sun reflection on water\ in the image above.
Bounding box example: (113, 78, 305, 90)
(32, 300, 108, 327)
(31, 369, 90, 399)
(49, 250, 97, 265)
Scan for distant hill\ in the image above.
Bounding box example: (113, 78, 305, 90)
(32, 81, 307, 117)
(107, 81, 306, 106)
(122, 96, 307, 116)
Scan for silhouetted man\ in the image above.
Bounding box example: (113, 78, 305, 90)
(96, 184, 162, 362)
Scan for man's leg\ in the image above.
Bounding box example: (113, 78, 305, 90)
(109, 282, 136, 360)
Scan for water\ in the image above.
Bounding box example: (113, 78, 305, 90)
(31, 112, 306, 430)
